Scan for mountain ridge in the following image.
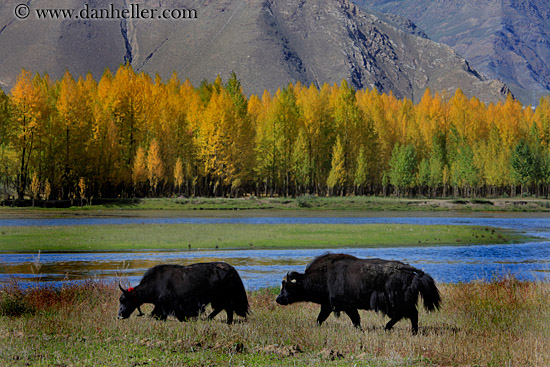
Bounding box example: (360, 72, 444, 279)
(0, 0, 508, 103)
(352, 0, 550, 105)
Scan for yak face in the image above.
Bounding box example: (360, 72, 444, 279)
(117, 285, 140, 319)
(276, 272, 305, 306)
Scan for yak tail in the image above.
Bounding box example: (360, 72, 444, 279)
(413, 272, 441, 312)
(229, 268, 250, 318)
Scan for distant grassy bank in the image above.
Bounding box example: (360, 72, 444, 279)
(2, 196, 550, 219)
(0, 222, 528, 253)
(1, 278, 548, 366)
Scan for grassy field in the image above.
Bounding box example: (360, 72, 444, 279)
(0, 278, 548, 366)
(0, 223, 527, 252)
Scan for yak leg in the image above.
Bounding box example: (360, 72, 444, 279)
(208, 307, 234, 324)
(208, 308, 222, 320)
(344, 309, 362, 329)
(408, 309, 419, 335)
(151, 304, 168, 321)
(136, 306, 145, 317)
(385, 315, 403, 331)
(316, 303, 332, 326)
(174, 311, 188, 322)
(225, 308, 234, 324)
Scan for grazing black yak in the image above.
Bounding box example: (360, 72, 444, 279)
(118, 262, 249, 324)
(276, 253, 441, 334)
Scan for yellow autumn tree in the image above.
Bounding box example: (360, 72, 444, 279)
(10, 69, 48, 199)
(174, 157, 184, 195)
(30, 171, 40, 206)
(78, 177, 86, 206)
(57, 71, 96, 193)
(108, 65, 150, 186)
(91, 69, 122, 195)
(132, 146, 147, 196)
(296, 83, 336, 193)
(147, 139, 164, 195)
(327, 136, 346, 195)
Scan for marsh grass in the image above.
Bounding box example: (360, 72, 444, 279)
(0, 223, 526, 252)
(0, 278, 549, 366)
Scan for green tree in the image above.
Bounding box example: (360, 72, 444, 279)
(254, 86, 299, 196)
(291, 128, 311, 194)
(354, 147, 369, 194)
(450, 145, 479, 197)
(417, 158, 430, 196)
(510, 140, 538, 195)
(388, 144, 417, 197)
(0, 89, 15, 196)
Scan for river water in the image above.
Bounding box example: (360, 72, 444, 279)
(1, 216, 549, 289)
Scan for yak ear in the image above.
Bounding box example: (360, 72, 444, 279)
(283, 272, 290, 282)
(287, 271, 301, 284)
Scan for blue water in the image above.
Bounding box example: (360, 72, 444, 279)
(1, 216, 549, 289)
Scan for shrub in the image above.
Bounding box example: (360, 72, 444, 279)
(296, 195, 313, 208)
(445, 275, 548, 333)
(0, 284, 36, 317)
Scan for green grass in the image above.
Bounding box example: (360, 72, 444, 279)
(0, 223, 527, 252)
(1, 279, 549, 366)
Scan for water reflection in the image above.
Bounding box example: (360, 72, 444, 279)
(1, 216, 550, 289)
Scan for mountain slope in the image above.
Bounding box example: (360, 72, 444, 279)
(353, 0, 550, 105)
(0, 0, 507, 103)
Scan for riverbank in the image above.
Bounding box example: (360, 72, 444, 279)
(2, 196, 550, 219)
(1, 279, 548, 366)
(0, 222, 527, 253)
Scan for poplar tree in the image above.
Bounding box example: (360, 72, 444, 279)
(10, 70, 47, 199)
(327, 137, 346, 195)
(147, 139, 164, 195)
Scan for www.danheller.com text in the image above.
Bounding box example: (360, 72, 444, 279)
(14, 3, 198, 20)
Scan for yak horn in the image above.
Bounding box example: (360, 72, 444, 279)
(119, 283, 127, 293)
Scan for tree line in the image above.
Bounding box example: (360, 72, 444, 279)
(1, 65, 550, 201)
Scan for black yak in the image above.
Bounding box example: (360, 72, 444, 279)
(276, 253, 441, 334)
(118, 262, 249, 324)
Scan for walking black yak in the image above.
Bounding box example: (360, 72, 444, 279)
(118, 262, 249, 324)
(276, 253, 441, 334)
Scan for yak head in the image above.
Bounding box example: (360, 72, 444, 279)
(276, 271, 306, 305)
(118, 284, 141, 319)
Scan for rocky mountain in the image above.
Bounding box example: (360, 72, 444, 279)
(0, 0, 508, 103)
(353, 0, 550, 105)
